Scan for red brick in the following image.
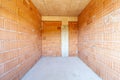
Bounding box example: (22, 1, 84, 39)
(42, 21, 61, 56)
(78, 0, 120, 80)
(0, 64, 4, 75)
(5, 59, 18, 72)
(0, 17, 4, 29)
(69, 22, 78, 56)
(0, 0, 42, 79)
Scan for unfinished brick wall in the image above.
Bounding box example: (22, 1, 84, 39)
(78, 0, 120, 80)
(42, 21, 61, 56)
(0, 0, 42, 80)
(69, 22, 78, 56)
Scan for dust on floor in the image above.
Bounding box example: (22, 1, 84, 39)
(22, 57, 102, 80)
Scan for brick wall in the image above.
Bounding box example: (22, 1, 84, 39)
(42, 21, 61, 56)
(42, 16, 78, 57)
(42, 21, 78, 57)
(78, 0, 120, 80)
(69, 22, 78, 56)
(0, 0, 42, 80)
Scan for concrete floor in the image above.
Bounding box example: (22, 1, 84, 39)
(22, 57, 102, 80)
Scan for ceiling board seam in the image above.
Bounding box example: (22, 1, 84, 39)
(36, 0, 43, 14)
(67, 0, 73, 16)
(43, 0, 49, 15)
(32, 0, 91, 16)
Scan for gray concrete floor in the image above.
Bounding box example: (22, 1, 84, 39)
(22, 57, 102, 80)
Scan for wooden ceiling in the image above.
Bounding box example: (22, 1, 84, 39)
(31, 0, 91, 16)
